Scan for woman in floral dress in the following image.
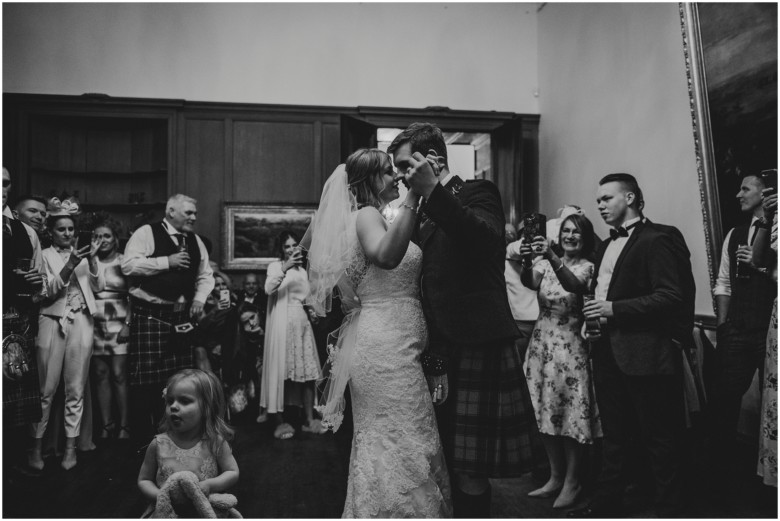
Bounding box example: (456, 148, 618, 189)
(753, 191, 777, 487)
(519, 213, 602, 509)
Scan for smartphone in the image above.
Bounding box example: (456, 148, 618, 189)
(761, 169, 777, 195)
(77, 230, 93, 248)
(521, 213, 547, 243)
(218, 289, 231, 309)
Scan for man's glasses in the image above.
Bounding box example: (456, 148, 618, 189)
(2, 179, 10, 188)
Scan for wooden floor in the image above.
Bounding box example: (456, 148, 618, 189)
(3, 408, 778, 518)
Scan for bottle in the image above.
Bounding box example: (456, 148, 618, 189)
(583, 294, 602, 336)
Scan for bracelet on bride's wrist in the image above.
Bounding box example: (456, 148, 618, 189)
(399, 202, 418, 213)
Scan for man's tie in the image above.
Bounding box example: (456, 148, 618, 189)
(750, 220, 760, 245)
(609, 221, 639, 241)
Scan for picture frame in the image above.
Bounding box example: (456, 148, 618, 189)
(679, 3, 777, 309)
(222, 203, 316, 270)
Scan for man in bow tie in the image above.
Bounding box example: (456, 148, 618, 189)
(390, 123, 531, 518)
(121, 193, 214, 443)
(571, 173, 687, 517)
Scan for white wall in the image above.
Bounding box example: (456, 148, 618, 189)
(2, 2, 539, 113)
(537, 3, 715, 317)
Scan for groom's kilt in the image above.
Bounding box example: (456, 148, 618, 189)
(438, 339, 537, 478)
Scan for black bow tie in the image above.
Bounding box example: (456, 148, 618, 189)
(609, 222, 639, 241)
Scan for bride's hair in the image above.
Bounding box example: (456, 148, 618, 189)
(345, 148, 390, 209)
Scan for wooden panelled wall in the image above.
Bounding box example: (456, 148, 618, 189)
(178, 106, 343, 258)
(4, 94, 539, 273)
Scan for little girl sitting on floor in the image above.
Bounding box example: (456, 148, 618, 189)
(138, 369, 240, 517)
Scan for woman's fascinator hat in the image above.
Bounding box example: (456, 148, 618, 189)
(547, 204, 584, 243)
(46, 196, 81, 217)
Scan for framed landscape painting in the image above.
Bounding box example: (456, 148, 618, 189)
(222, 203, 315, 270)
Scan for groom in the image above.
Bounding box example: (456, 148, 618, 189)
(390, 123, 533, 517)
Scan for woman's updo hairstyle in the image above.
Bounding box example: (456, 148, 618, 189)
(345, 148, 390, 209)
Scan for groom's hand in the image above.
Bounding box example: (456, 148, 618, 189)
(426, 374, 449, 406)
(405, 152, 439, 199)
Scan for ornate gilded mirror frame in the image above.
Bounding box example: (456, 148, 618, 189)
(679, 2, 723, 302)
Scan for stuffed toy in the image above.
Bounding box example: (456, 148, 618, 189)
(151, 470, 241, 518)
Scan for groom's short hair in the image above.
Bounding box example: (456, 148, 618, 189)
(387, 122, 448, 167)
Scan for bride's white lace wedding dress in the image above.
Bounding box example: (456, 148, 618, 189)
(341, 220, 451, 518)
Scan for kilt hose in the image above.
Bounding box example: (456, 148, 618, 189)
(435, 339, 541, 478)
(3, 312, 42, 428)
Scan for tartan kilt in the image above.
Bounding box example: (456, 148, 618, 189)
(2, 313, 42, 427)
(129, 302, 194, 387)
(437, 339, 539, 478)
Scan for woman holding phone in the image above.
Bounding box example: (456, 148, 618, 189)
(519, 213, 601, 509)
(29, 208, 100, 470)
(260, 230, 324, 439)
(196, 270, 238, 374)
(89, 217, 132, 441)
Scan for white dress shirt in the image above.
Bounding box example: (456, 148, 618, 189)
(594, 217, 643, 301)
(4, 204, 43, 271)
(713, 216, 760, 297)
(121, 220, 214, 304)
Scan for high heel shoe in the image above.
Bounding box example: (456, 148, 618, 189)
(553, 485, 583, 509)
(61, 447, 77, 470)
(27, 447, 44, 471)
(100, 421, 116, 439)
(117, 425, 131, 440)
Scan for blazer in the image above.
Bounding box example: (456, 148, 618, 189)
(417, 177, 519, 351)
(590, 220, 683, 376)
(39, 246, 98, 317)
(645, 220, 696, 349)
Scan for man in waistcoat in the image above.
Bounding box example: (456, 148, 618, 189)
(2, 168, 46, 472)
(710, 172, 777, 475)
(121, 194, 214, 442)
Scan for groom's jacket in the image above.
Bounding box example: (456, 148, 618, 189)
(416, 177, 519, 355)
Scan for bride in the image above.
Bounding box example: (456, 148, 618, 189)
(303, 148, 451, 517)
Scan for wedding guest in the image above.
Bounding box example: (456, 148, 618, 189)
(121, 194, 214, 443)
(572, 173, 685, 517)
(711, 172, 777, 477)
(12, 194, 48, 245)
(237, 273, 263, 307)
(197, 270, 239, 377)
(520, 213, 602, 509)
(751, 178, 777, 487)
(3, 168, 46, 472)
(30, 209, 100, 470)
(260, 230, 324, 438)
(89, 217, 131, 440)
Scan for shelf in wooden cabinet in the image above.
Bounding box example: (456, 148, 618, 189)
(30, 168, 168, 177)
(80, 202, 166, 211)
